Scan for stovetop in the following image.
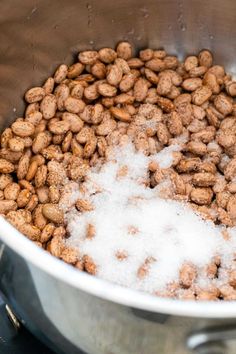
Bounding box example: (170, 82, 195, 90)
(0, 295, 55, 354)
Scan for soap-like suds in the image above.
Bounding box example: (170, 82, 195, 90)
(65, 143, 236, 294)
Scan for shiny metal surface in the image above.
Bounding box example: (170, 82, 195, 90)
(187, 325, 236, 353)
(5, 304, 21, 331)
(1, 0, 236, 353)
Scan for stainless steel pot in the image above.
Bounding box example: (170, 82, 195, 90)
(1, 1, 236, 353)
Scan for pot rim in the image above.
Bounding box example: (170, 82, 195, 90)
(1, 216, 235, 319)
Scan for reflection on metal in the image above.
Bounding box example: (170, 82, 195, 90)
(5, 304, 21, 331)
(0, 244, 5, 261)
(131, 308, 169, 324)
(190, 342, 226, 354)
(187, 325, 236, 354)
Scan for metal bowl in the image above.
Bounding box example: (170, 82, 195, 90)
(1, 1, 236, 353)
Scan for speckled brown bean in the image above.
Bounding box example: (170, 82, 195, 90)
(40, 94, 57, 119)
(157, 73, 172, 96)
(26, 160, 38, 181)
(198, 50, 213, 68)
(64, 97, 85, 114)
(144, 68, 159, 85)
(114, 93, 135, 105)
(0, 200, 17, 214)
(1, 128, 12, 148)
(164, 56, 179, 69)
(55, 84, 70, 111)
(54, 64, 68, 83)
(191, 126, 216, 143)
(25, 111, 43, 126)
(25, 103, 39, 117)
(26, 194, 38, 212)
(167, 111, 183, 136)
(208, 65, 225, 79)
(78, 51, 98, 65)
(17, 189, 31, 208)
(116, 42, 132, 60)
(134, 78, 148, 102)
(84, 84, 99, 101)
(184, 56, 198, 72)
(49, 185, 60, 203)
(4, 183, 20, 200)
(186, 141, 207, 156)
(43, 77, 55, 94)
(25, 87, 45, 103)
(179, 262, 197, 288)
(119, 73, 135, 92)
(224, 158, 236, 181)
(42, 203, 64, 224)
(60, 248, 78, 264)
(49, 120, 70, 135)
(216, 191, 230, 209)
(12, 121, 35, 138)
(145, 58, 165, 72)
(156, 96, 174, 113)
(110, 107, 131, 122)
(203, 72, 220, 94)
(0, 159, 14, 174)
(83, 136, 97, 158)
(35, 165, 47, 188)
(97, 83, 117, 97)
(83, 255, 97, 274)
(62, 112, 84, 133)
(226, 81, 236, 97)
(67, 63, 84, 79)
(214, 94, 233, 116)
(192, 173, 216, 187)
(0, 174, 12, 190)
(189, 66, 207, 78)
(156, 123, 170, 145)
(192, 86, 212, 105)
(182, 78, 202, 91)
(17, 153, 30, 180)
(32, 131, 52, 154)
(139, 49, 154, 61)
(98, 48, 117, 63)
(176, 158, 201, 173)
(89, 62, 105, 79)
(227, 195, 236, 220)
(32, 205, 47, 230)
(36, 186, 49, 204)
(41, 223, 55, 243)
(70, 84, 84, 100)
(190, 187, 213, 205)
(106, 64, 123, 86)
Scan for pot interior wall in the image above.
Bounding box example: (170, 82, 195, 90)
(0, 0, 235, 128)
